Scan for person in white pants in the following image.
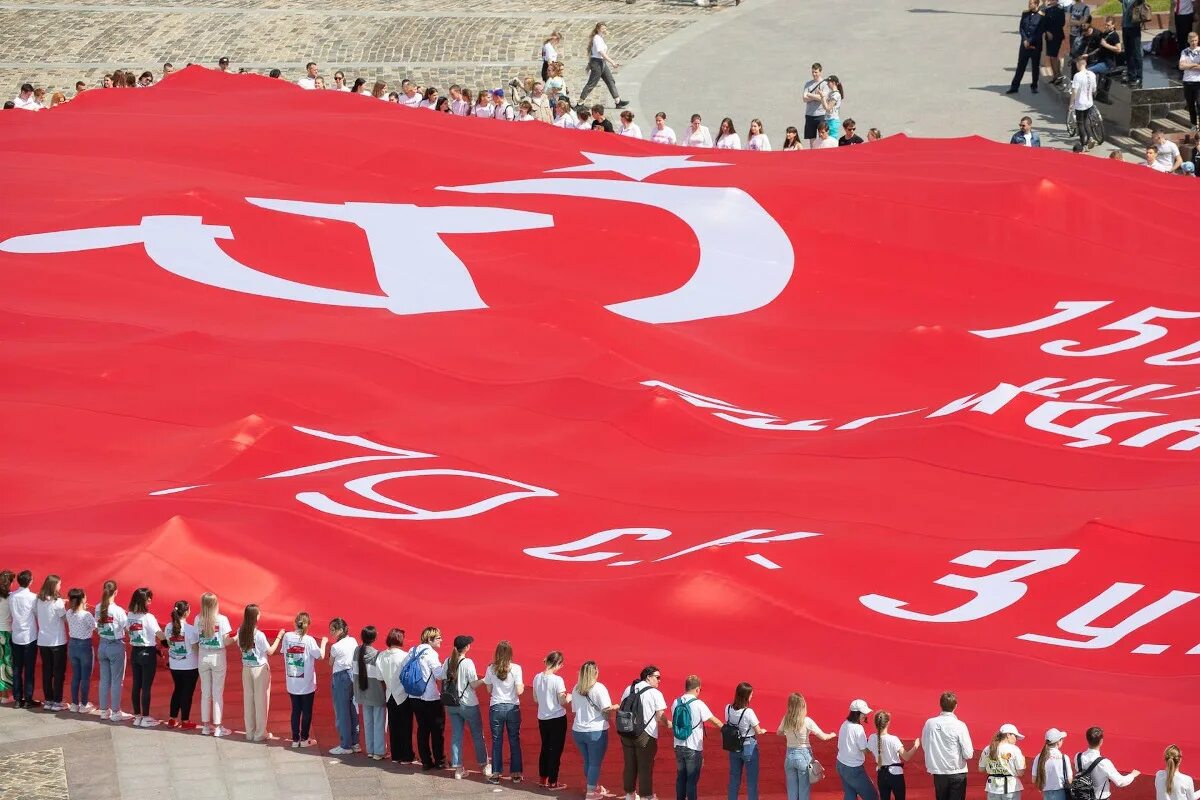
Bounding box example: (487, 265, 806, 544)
(238, 604, 284, 742)
(195, 592, 234, 736)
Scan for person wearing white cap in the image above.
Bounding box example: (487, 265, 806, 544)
(838, 699, 881, 800)
(978, 724, 1026, 800)
(1032, 729, 1073, 800)
(1155, 745, 1200, 800)
(921, 691, 974, 800)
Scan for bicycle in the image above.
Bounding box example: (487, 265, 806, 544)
(1066, 104, 1106, 148)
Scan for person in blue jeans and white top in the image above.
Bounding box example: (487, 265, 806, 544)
(352, 626, 387, 759)
(1031, 729, 1072, 800)
(483, 640, 525, 784)
(327, 618, 360, 756)
(64, 587, 96, 713)
(94, 580, 130, 721)
(572, 660, 619, 800)
(778, 692, 836, 800)
(726, 681, 768, 800)
(839, 699, 880, 800)
(442, 634, 490, 780)
(671, 674, 724, 800)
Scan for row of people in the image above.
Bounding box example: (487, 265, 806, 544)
(1, 570, 1186, 800)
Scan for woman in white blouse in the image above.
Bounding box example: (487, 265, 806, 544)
(541, 31, 561, 82)
(34, 575, 67, 711)
(684, 114, 713, 148)
(715, 117, 741, 150)
(838, 699, 880, 800)
(533, 651, 570, 790)
(778, 692, 836, 800)
(1032, 729, 1072, 800)
(1157, 745, 1200, 800)
(572, 660, 619, 800)
(746, 118, 771, 151)
(64, 587, 96, 712)
(650, 112, 676, 145)
(484, 640, 525, 785)
(618, 110, 642, 138)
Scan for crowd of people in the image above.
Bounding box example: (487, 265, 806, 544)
(4, 25, 889, 152)
(1, 569, 1196, 800)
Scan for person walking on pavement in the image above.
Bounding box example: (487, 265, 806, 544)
(579, 23, 629, 108)
(1010, 0, 1046, 94)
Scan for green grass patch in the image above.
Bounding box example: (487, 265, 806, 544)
(1093, 0, 1170, 16)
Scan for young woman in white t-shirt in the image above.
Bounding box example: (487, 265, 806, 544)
(442, 634, 489, 779)
(541, 31, 561, 82)
(473, 89, 492, 118)
(684, 114, 712, 147)
(64, 587, 96, 713)
(822, 76, 844, 139)
(978, 724, 1026, 800)
(866, 710, 921, 800)
(727, 682, 769, 799)
(195, 592, 234, 736)
(126, 587, 164, 727)
(578, 22, 625, 107)
(839, 701, 880, 800)
(95, 580, 130, 721)
(618, 110, 642, 139)
(571, 660, 618, 800)
(650, 112, 677, 145)
(1031, 729, 1072, 800)
(483, 640, 525, 784)
(533, 651, 569, 790)
(165, 600, 199, 728)
(280, 611, 327, 747)
(777, 692, 836, 800)
(746, 118, 771, 151)
(715, 117, 742, 150)
(327, 617, 360, 755)
(35, 574, 67, 710)
(238, 604, 283, 742)
(1156, 745, 1199, 800)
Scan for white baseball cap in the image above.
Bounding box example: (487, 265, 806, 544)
(999, 723, 1025, 740)
(1045, 728, 1068, 744)
(850, 699, 872, 715)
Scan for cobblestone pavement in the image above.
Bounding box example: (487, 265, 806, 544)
(0, 747, 68, 800)
(0, 0, 726, 102)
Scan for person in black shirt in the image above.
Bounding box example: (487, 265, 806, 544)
(1085, 18, 1122, 102)
(1008, 0, 1045, 94)
(838, 119, 864, 146)
(590, 104, 615, 133)
(1041, 0, 1067, 85)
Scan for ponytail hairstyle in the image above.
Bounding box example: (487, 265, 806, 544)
(988, 730, 1005, 762)
(1165, 745, 1182, 793)
(199, 592, 218, 638)
(732, 682, 753, 711)
(492, 640, 513, 681)
(98, 580, 117, 623)
(129, 587, 152, 614)
(829, 75, 845, 99)
(447, 636, 465, 682)
(357, 626, 377, 692)
(329, 617, 348, 640)
(874, 711, 892, 764)
(36, 574, 61, 602)
(780, 692, 808, 735)
(0, 570, 14, 600)
(1035, 738, 1054, 789)
(238, 604, 260, 652)
(587, 23, 603, 56)
(68, 587, 86, 612)
(544, 650, 564, 671)
(171, 600, 190, 638)
(294, 611, 311, 634)
(574, 660, 599, 697)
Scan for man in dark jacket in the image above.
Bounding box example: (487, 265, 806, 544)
(1009, 0, 1046, 94)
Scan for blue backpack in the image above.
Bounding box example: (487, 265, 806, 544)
(672, 696, 698, 740)
(399, 645, 431, 696)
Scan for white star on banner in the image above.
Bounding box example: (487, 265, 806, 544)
(546, 151, 730, 182)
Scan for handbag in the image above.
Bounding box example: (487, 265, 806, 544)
(809, 759, 825, 784)
(1135, 0, 1152, 24)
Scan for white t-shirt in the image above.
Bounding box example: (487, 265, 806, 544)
(1072, 69, 1096, 110)
(781, 716, 827, 749)
(552, 113, 575, 128)
(572, 682, 612, 732)
(619, 681, 668, 739)
(724, 705, 760, 739)
(376, 646, 408, 703)
(474, 102, 492, 118)
(533, 672, 567, 720)
(484, 663, 523, 705)
(195, 614, 232, 652)
(95, 603, 128, 641)
(747, 133, 771, 151)
(1155, 769, 1199, 800)
(817, 136, 839, 149)
(240, 629, 271, 668)
(542, 42, 558, 63)
(715, 133, 742, 150)
(281, 631, 322, 694)
(406, 644, 445, 701)
(12, 95, 41, 111)
(868, 733, 906, 775)
(619, 123, 642, 139)
(166, 622, 200, 670)
(670, 695, 712, 751)
(330, 636, 357, 674)
(126, 611, 161, 648)
(1183, 47, 1200, 83)
(419, 99, 437, 109)
(826, 90, 842, 121)
(398, 92, 422, 109)
(651, 126, 677, 145)
(66, 609, 97, 640)
(979, 742, 1026, 793)
(442, 655, 479, 707)
(493, 103, 515, 121)
(9, 589, 36, 645)
(804, 79, 828, 117)
(1032, 748, 1073, 791)
(1154, 140, 1180, 171)
(591, 34, 607, 59)
(451, 98, 470, 115)
(297, 77, 317, 90)
(35, 598, 66, 646)
(839, 721, 870, 767)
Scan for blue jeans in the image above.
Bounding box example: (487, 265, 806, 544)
(1123, 26, 1142, 81)
(362, 704, 386, 756)
(330, 670, 359, 749)
(97, 638, 125, 712)
(676, 745, 704, 800)
(785, 747, 814, 800)
(68, 638, 93, 706)
(573, 728, 609, 789)
(447, 704, 488, 767)
(838, 761, 880, 800)
(729, 738, 759, 799)
(489, 702, 523, 775)
(1044, 790, 1068, 800)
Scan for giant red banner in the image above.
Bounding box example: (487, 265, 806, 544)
(2, 68, 1199, 779)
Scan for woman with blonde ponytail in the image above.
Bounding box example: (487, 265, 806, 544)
(867, 710, 921, 800)
(978, 724, 1026, 800)
(1031, 729, 1071, 800)
(194, 592, 233, 736)
(777, 692, 836, 800)
(1155, 745, 1200, 800)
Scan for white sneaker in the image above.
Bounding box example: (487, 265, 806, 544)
(79, 703, 96, 714)
(328, 746, 354, 755)
(110, 711, 133, 723)
(67, 703, 78, 713)
(291, 741, 301, 749)
(352, 744, 361, 753)
(99, 709, 111, 720)
(140, 717, 161, 728)
(483, 762, 493, 777)
(454, 767, 465, 780)
(133, 715, 143, 726)
(213, 726, 231, 737)
(200, 724, 213, 735)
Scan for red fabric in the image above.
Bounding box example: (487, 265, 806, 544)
(2, 68, 1197, 794)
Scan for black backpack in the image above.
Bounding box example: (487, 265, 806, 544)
(616, 680, 652, 738)
(1070, 753, 1108, 800)
(721, 706, 748, 752)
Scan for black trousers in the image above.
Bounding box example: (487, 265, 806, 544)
(13, 642, 37, 702)
(538, 715, 568, 783)
(1011, 44, 1043, 90)
(289, 691, 315, 741)
(169, 668, 198, 720)
(933, 773, 967, 800)
(621, 732, 657, 797)
(1185, 82, 1200, 128)
(38, 644, 66, 703)
(541, 60, 551, 82)
(130, 646, 157, 715)
(388, 696, 416, 762)
(410, 697, 445, 768)
(879, 769, 907, 800)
